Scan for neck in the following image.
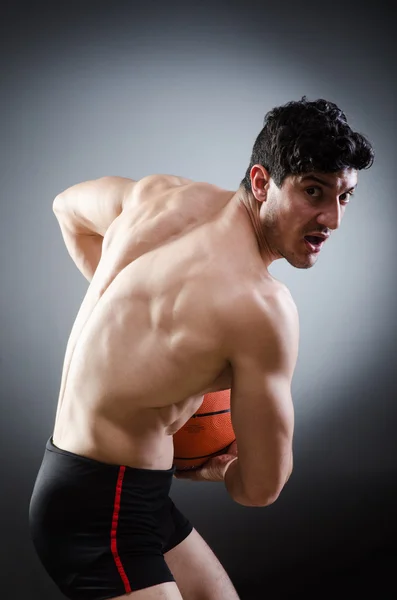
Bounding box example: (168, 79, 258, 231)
(233, 186, 281, 269)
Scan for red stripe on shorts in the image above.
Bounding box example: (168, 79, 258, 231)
(110, 466, 132, 594)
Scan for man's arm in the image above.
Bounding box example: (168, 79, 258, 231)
(223, 287, 299, 507)
(52, 176, 136, 281)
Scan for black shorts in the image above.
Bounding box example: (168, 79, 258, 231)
(29, 438, 193, 600)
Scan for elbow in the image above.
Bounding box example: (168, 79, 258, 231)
(226, 459, 292, 508)
(240, 491, 280, 508)
(52, 194, 64, 215)
(234, 485, 281, 508)
(238, 475, 291, 507)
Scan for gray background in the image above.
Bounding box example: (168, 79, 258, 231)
(1, 0, 396, 598)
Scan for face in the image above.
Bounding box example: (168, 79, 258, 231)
(258, 169, 358, 269)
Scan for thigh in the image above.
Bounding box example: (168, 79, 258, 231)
(164, 528, 240, 600)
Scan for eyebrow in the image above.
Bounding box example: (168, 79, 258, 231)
(300, 174, 356, 192)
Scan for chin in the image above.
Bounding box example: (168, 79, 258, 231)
(286, 253, 318, 269)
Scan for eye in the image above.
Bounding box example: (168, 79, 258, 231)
(305, 186, 322, 198)
(339, 191, 354, 204)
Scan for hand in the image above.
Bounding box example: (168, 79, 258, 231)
(174, 440, 238, 482)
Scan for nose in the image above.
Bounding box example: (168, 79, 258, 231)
(317, 199, 342, 231)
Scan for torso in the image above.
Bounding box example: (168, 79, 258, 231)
(53, 175, 284, 469)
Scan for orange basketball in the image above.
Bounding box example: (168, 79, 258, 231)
(173, 389, 235, 470)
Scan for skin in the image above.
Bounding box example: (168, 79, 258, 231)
(50, 167, 357, 599)
(250, 165, 357, 269)
(52, 166, 357, 489)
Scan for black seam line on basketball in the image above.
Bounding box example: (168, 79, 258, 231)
(191, 409, 230, 418)
(174, 445, 231, 460)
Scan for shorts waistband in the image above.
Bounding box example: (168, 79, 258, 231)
(46, 437, 176, 476)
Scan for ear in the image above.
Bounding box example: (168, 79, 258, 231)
(250, 165, 271, 203)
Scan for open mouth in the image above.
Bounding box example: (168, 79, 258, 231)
(304, 235, 325, 252)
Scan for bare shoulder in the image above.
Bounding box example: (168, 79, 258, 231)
(228, 279, 298, 332)
(128, 174, 194, 205)
(134, 173, 193, 194)
(264, 280, 299, 329)
(221, 279, 299, 368)
(124, 174, 232, 207)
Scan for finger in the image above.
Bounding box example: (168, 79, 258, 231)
(174, 469, 201, 481)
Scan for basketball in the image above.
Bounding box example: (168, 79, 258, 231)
(173, 389, 235, 470)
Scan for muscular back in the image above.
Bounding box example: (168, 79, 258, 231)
(53, 176, 261, 468)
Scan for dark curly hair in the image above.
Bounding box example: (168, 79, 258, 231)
(241, 97, 374, 191)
